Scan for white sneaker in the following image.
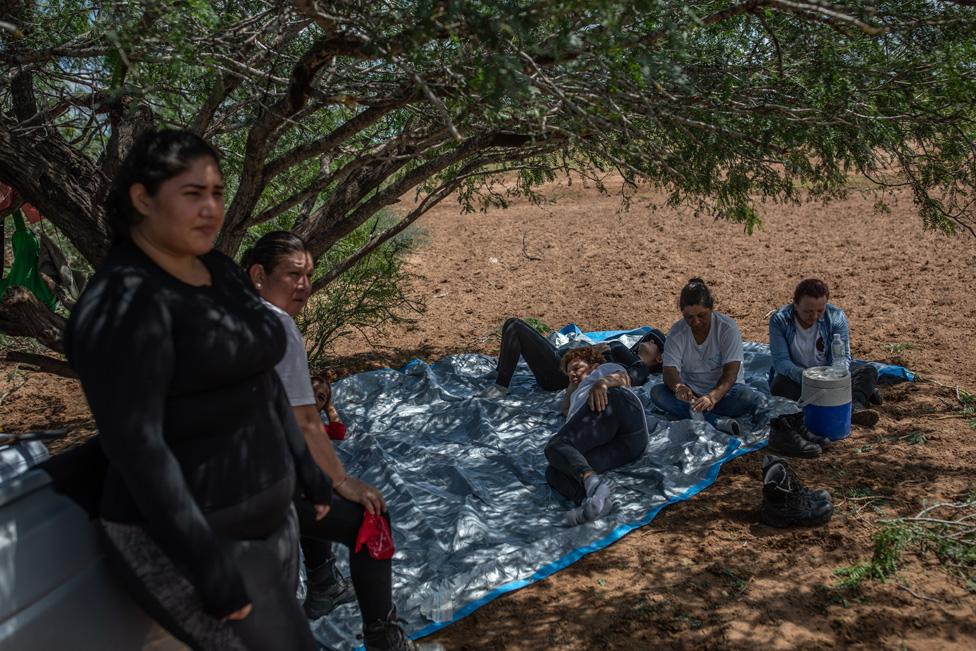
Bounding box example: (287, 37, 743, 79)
(563, 477, 616, 526)
(713, 417, 742, 437)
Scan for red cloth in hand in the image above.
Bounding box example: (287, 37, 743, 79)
(326, 421, 346, 441)
(354, 512, 395, 560)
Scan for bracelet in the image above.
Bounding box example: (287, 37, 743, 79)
(334, 475, 349, 491)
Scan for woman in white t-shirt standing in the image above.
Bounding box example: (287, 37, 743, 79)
(650, 278, 759, 435)
(544, 347, 649, 526)
(242, 232, 426, 651)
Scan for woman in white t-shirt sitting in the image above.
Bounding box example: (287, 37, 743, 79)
(544, 347, 649, 526)
(650, 278, 759, 435)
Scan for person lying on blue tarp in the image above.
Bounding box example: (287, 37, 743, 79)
(768, 278, 880, 428)
(543, 347, 649, 526)
(651, 278, 759, 435)
(479, 317, 666, 398)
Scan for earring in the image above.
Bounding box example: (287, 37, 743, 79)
(256, 283, 262, 289)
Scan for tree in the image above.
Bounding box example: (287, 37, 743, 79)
(2, 1, 975, 350)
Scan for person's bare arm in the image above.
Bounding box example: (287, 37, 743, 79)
(587, 371, 631, 412)
(663, 366, 695, 402)
(324, 401, 342, 424)
(693, 361, 740, 412)
(561, 380, 580, 416)
(292, 404, 385, 514)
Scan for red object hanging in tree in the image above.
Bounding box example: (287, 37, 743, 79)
(0, 184, 14, 212)
(0, 183, 43, 222)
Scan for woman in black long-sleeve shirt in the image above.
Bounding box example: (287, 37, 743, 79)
(65, 130, 331, 650)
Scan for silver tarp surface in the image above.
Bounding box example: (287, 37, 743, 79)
(311, 332, 797, 648)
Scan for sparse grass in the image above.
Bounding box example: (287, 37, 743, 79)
(958, 389, 976, 431)
(833, 525, 911, 590)
(630, 597, 653, 615)
(884, 342, 918, 356)
(845, 486, 874, 499)
(833, 498, 976, 594)
(855, 430, 928, 454)
(721, 568, 748, 594)
(523, 317, 551, 335)
(902, 430, 928, 445)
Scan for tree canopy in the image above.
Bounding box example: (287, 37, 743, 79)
(1, 1, 975, 345)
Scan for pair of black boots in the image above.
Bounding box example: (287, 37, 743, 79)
(767, 411, 832, 458)
(760, 454, 833, 527)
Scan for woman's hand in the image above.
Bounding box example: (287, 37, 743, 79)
(675, 383, 696, 403)
(692, 393, 716, 412)
(336, 476, 387, 515)
(222, 603, 253, 622)
(588, 379, 610, 412)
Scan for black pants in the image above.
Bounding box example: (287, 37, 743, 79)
(495, 318, 567, 390)
(770, 363, 878, 409)
(544, 388, 648, 503)
(294, 496, 392, 625)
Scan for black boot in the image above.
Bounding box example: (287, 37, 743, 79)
(781, 411, 832, 450)
(760, 455, 833, 528)
(851, 404, 880, 428)
(767, 413, 822, 458)
(362, 609, 444, 651)
(303, 558, 356, 620)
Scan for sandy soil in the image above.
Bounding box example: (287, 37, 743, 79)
(2, 176, 975, 649)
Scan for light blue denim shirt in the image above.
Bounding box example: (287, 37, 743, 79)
(768, 303, 851, 384)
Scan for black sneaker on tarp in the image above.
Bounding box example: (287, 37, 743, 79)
(303, 559, 357, 620)
(760, 455, 833, 528)
(767, 413, 822, 458)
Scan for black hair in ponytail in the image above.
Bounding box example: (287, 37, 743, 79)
(679, 277, 714, 309)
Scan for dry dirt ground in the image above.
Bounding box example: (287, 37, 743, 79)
(2, 176, 975, 649)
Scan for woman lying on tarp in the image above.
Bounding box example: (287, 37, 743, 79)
(543, 347, 649, 526)
(480, 317, 666, 398)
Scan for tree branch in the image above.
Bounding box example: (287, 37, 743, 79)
(304, 132, 558, 255)
(0, 286, 66, 353)
(310, 176, 462, 292)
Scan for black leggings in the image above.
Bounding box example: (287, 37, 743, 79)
(770, 363, 878, 409)
(494, 319, 662, 389)
(295, 496, 393, 625)
(495, 318, 567, 390)
(544, 388, 648, 503)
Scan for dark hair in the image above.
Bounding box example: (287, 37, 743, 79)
(679, 277, 714, 309)
(793, 278, 830, 304)
(560, 346, 606, 374)
(239, 230, 310, 275)
(106, 129, 222, 241)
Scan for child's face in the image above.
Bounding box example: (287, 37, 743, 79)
(312, 380, 329, 411)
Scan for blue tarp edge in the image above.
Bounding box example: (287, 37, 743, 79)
(410, 436, 768, 640)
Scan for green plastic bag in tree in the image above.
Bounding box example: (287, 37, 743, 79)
(0, 210, 58, 310)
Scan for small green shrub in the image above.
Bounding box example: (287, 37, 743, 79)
(297, 213, 424, 366)
(523, 317, 551, 335)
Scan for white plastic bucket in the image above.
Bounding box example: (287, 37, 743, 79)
(801, 366, 852, 440)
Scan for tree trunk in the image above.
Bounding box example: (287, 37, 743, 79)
(5, 351, 77, 379)
(0, 285, 67, 353)
(0, 120, 110, 265)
